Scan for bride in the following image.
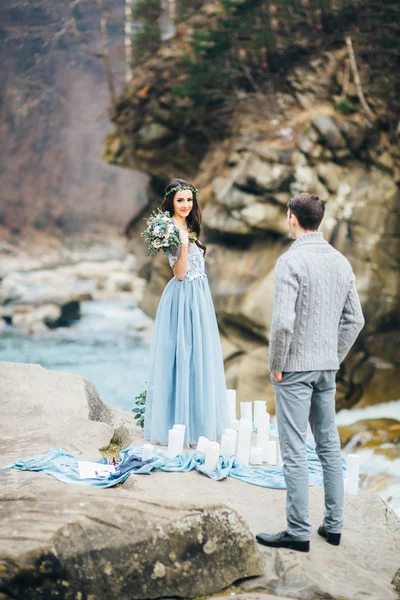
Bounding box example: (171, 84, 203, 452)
(144, 178, 230, 446)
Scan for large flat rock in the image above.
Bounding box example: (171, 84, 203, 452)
(122, 430, 400, 600)
(1, 363, 399, 600)
(0, 481, 263, 600)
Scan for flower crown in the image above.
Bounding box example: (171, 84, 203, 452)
(164, 184, 198, 200)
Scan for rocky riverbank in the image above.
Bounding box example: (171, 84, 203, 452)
(1, 362, 399, 600)
(0, 232, 146, 334)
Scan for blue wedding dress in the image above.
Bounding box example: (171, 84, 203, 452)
(144, 242, 231, 446)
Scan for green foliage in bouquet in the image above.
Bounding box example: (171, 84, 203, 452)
(141, 209, 197, 257)
(133, 389, 147, 430)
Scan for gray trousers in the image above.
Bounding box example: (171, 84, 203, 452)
(272, 370, 344, 541)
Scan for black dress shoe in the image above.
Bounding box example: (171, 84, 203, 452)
(256, 531, 310, 553)
(318, 524, 341, 546)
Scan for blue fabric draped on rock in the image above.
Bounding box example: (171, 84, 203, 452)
(1, 429, 346, 489)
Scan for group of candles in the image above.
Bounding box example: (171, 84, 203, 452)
(228, 393, 279, 468)
(140, 389, 361, 494)
(162, 391, 278, 472)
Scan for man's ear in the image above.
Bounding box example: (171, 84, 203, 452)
(289, 212, 298, 228)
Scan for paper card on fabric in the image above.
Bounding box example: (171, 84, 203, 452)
(78, 461, 116, 479)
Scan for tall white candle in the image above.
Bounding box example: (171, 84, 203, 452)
(240, 402, 253, 424)
(253, 400, 266, 430)
(226, 389, 237, 422)
(231, 419, 240, 432)
(346, 454, 360, 495)
(142, 443, 154, 461)
(224, 428, 237, 453)
(205, 441, 220, 471)
(220, 434, 236, 458)
(196, 436, 210, 453)
(265, 440, 277, 465)
(167, 429, 182, 458)
(250, 446, 263, 465)
(173, 424, 186, 450)
(236, 417, 252, 466)
(256, 412, 270, 461)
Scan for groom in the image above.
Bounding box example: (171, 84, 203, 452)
(257, 192, 364, 553)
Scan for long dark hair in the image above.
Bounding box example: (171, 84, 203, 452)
(161, 178, 206, 255)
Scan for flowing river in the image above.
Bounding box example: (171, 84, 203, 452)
(0, 300, 153, 413)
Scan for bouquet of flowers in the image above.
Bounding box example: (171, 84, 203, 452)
(141, 209, 197, 257)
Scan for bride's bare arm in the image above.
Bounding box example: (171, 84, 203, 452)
(173, 230, 189, 280)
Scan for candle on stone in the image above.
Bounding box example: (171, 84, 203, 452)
(346, 454, 360, 495)
(236, 418, 252, 466)
(250, 446, 264, 465)
(265, 440, 277, 465)
(256, 412, 270, 461)
(226, 389, 237, 422)
(253, 400, 266, 430)
(220, 434, 236, 458)
(142, 443, 154, 461)
(240, 402, 253, 424)
(231, 419, 240, 432)
(167, 429, 182, 458)
(173, 424, 186, 449)
(205, 441, 220, 471)
(196, 436, 210, 453)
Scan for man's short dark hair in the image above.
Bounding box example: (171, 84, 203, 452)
(288, 193, 325, 231)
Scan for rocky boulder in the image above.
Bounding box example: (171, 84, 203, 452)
(0, 486, 263, 600)
(0, 361, 137, 462)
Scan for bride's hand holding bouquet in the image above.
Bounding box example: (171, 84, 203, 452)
(141, 210, 195, 257)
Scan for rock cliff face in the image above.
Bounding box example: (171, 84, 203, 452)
(105, 7, 400, 411)
(0, 0, 145, 234)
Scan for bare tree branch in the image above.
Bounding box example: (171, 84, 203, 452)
(345, 36, 376, 122)
(340, 58, 350, 100)
(96, 0, 117, 109)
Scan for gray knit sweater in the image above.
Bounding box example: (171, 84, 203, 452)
(268, 232, 365, 373)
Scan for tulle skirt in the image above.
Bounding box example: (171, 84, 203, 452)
(144, 275, 231, 446)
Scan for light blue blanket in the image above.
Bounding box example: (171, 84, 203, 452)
(2, 428, 345, 489)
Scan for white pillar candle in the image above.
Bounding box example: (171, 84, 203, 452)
(196, 436, 210, 453)
(226, 389, 237, 422)
(173, 424, 186, 449)
(250, 446, 264, 465)
(142, 443, 154, 461)
(220, 434, 236, 458)
(236, 417, 252, 466)
(205, 441, 220, 471)
(224, 428, 237, 453)
(240, 401, 253, 424)
(253, 400, 266, 430)
(256, 412, 270, 460)
(346, 454, 360, 495)
(167, 429, 182, 458)
(231, 419, 240, 432)
(265, 440, 277, 465)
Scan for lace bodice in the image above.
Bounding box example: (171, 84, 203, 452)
(168, 243, 206, 281)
